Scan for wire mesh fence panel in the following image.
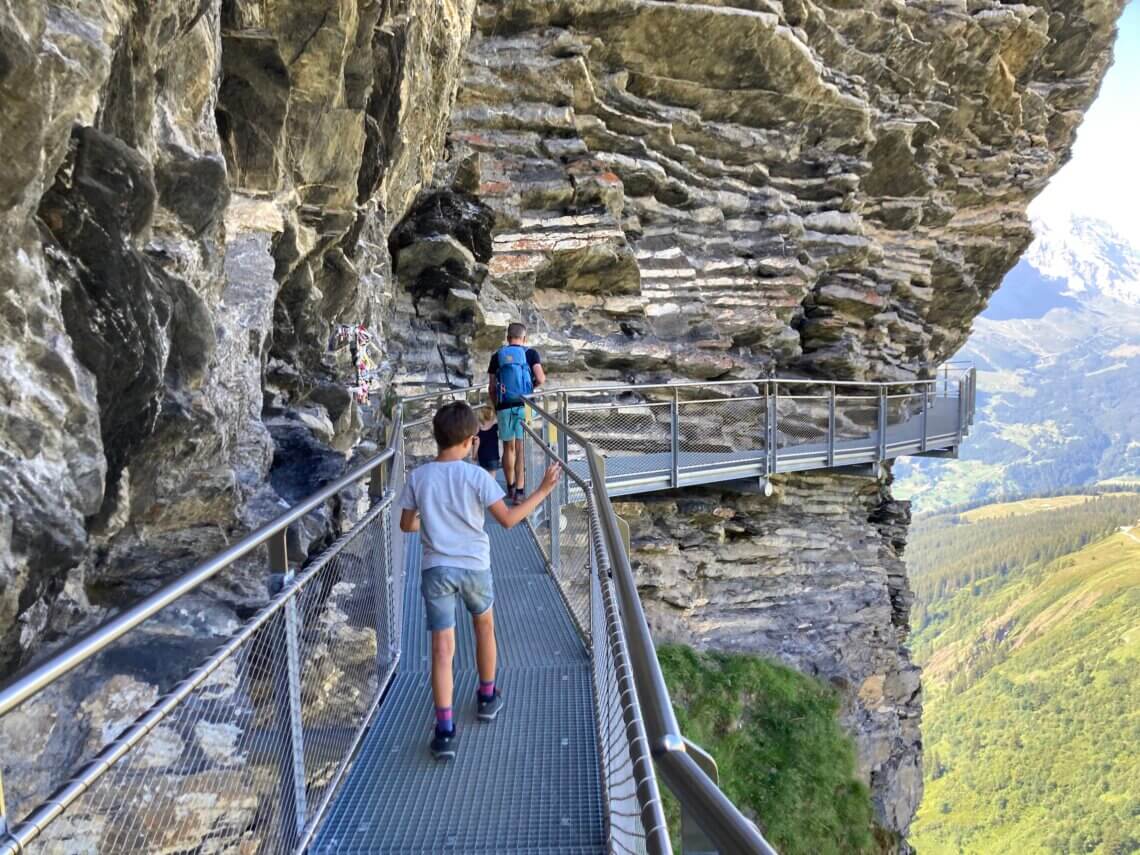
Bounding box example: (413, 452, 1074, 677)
(553, 499, 593, 641)
(293, 501, 399, 822)
(677, 395, 767, 461)
(3, 490, 403, 855)
(566, 401, 673, 460)
(774, 395, 830, 450)
(40, 603, 312, 855)
(401, 417, 440, 468)
(587, 498, 658, 855)
(886, 392, 926, 438)
(833, 394, 880, 445)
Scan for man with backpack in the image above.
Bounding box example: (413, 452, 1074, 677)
(488, 322, 545, 503)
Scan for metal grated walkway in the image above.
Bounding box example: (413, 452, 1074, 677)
(310, 521, 606, 854)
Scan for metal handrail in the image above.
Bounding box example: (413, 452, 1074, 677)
(528, 397, 777, 853)
(395, 367, 972, 409)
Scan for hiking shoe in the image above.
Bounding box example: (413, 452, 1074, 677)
(476, 690, 505, 722)
(430, 727, 458, 760)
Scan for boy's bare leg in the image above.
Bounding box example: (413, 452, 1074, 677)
(431, 628, 456, 711)
(473, 607, 504, 720)
(473, 608, 496, 683)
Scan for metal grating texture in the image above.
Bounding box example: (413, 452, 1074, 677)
(521, 421, 666, 854)
(309, 522, 606, 854)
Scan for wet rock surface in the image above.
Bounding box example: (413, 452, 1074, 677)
(0, 0, 1126, 849)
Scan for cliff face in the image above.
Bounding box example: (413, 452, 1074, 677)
(0, 0, 1124, 848)
(0, 0, 477, 671)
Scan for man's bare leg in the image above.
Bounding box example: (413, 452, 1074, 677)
(511, 438, 525, 493)
(502, 440, 516, 493)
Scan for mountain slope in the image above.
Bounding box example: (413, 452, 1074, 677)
(896, 216, 1140, 512)
(909, 497, 1140, 853)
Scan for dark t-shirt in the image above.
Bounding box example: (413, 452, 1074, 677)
(476, 424, 500, 467)
(488, 347, 542, 410)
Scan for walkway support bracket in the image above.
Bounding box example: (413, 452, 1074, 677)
(766, 382, 777, 476)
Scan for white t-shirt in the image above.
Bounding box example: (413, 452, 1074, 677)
(399, 461, 506, 571)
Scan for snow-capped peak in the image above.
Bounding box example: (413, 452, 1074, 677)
(1026, 214, 1140, 306)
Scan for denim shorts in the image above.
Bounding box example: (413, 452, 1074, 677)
(421, 565, 495, 632)
(496, 405, 526, 442)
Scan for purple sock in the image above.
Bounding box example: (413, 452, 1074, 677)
(479, 680, 495, 701)
(436, 707, 454, 733)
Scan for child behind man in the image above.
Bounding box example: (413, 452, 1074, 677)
(399, 401, 561, 759)
(472, 405, 501, 473)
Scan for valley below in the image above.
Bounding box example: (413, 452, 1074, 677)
(897, 216, 1140, 513)
(908, 493, 1140, 853)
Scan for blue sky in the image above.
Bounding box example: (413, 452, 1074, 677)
(1031, 3, 1140, 242)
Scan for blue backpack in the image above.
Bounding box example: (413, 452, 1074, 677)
(496, 344, 533, 404)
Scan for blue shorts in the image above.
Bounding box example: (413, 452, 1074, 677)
(421, 565, 495, 632)
(496, 405, 526, 441)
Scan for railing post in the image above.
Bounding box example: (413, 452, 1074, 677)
(670, 387, 680, 489)
(921, 383, 929, 453)
(370, 427, 393, 502)
(548, 420, 561, 574)
(269, 529, 308, 845)
(768, 382, 779, 475)
(969, 367, 977, 427)
(559, 393, 570, 505)
(958, 378, 967, 445)
(878, 387, 888, 461)
(827, 384, 836, 468)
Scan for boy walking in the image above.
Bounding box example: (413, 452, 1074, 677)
(488, 322, 545, 503)
(399, 401, 561, 760)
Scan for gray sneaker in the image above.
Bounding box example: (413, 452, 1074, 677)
(430, 726, 458, 760)
(476, 690, 505, 722)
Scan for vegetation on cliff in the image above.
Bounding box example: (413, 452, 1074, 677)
(658, 645, 876, 854)
(910, 497, 1140, 853)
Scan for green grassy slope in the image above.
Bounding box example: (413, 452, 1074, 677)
(657, 645, 878, 855)
(910, 503, 1140, 854)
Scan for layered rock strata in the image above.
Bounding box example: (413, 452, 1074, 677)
(0, 0, 476, 672)
(0, 0, 1125, 849)
(390, 0, 1124, 842)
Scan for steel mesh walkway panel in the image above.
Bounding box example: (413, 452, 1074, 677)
(310, 524, 606, 854)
